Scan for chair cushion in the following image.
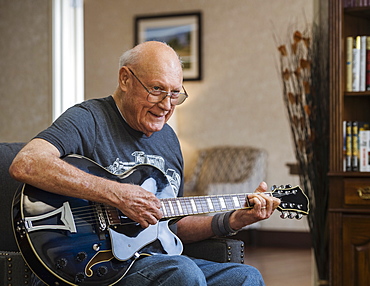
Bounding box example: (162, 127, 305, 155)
(0, 251, 31, 284)
(0, 143, 25, 251)
(183, 237, 245, 264)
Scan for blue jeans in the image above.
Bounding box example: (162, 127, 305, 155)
(32, 255, 265, 285)
(117, 255, 265, 286)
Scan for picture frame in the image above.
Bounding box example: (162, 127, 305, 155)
(135, 12, 202, 81)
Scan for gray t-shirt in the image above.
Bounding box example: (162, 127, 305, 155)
(36, 96, 184, 197)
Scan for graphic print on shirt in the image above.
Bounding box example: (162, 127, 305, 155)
(106, 151, 181, 196)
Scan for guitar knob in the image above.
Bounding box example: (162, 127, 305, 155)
(55, 258, 68, 269)
(97, 266, 108, 277)
(75, 272, 85, 283)
(76, 252, 87, 262)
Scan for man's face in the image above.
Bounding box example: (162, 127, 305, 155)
(121, 66, 182, 137)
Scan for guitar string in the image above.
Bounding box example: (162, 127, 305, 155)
(69, 194, 251, 224)
(60, 191, 295, 228)
(65, 195, 251, 228)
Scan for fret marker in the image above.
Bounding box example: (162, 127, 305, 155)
(176, 200, 183, 214)
(190, 199, 197, 212)
(232, 197, 240, 208)
(219, 197, 226, 209)
(168, 201, 174, 214)
(161, 202, 167, 215)
(206, 198, 214, 210)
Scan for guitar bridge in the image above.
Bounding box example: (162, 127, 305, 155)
(95, 204, 107, 231)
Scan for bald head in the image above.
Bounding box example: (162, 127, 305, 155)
(119, 41, 183, 77)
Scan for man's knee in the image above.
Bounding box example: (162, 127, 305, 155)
(122, 255, 207, 286)
(156, 255, 206, 285)
(232, 264, 265, 285)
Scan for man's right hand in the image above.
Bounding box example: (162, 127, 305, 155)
(111, 184, 163, 228)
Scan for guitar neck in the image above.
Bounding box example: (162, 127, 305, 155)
(160, 192, 270, 219)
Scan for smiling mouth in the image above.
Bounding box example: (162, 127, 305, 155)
(149, 111, 166, 118)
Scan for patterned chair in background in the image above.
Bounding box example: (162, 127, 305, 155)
(184, 146, 268, 236)
(185, 145, 268, 197)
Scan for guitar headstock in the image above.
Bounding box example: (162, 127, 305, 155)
(271, 185, 309, 220)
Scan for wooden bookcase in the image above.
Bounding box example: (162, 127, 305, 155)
(329, 1, 370, 285)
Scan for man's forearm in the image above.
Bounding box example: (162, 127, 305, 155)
(176, 215, 214, 244)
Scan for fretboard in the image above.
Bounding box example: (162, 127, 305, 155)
(105, 192, 275, 225)
(160, 193, 255, 219)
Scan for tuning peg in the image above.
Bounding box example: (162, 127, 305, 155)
(288, 212, 297, 219)
(285, 184, 292, 188)
(296, 213, 304, 220)
(280, 211, 289, 219)
(271, 185, 277, 191)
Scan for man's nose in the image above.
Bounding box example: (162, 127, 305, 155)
(157, 94, 172, 110)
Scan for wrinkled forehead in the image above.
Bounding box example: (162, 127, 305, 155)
(136, 53, 183, 85)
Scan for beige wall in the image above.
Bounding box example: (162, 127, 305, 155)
(84, 0, 314, 231)
(0, 0, 52, 142)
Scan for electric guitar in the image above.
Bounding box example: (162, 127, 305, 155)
(12, 154, 309, 286)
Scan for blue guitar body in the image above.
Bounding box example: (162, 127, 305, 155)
(12, 155, 182, 286)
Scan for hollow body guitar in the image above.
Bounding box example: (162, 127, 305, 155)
(12, 154, 309, 285)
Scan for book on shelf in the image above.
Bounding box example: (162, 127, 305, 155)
(352, 36, 361, 92)
(345, 121, 352, 171)
(346, 37, 353, 92)
(343, 0, 370, 8)
(359, 122, 370, 171)
(343, 121, 347, 171)
(344, 120, 370, 172)
(367, 37, 370, 90)
(346, 35, 370, 92)
(360, 36, 367, 91)
(352, 121, 359, 171)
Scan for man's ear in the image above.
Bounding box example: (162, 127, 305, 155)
(118, 66, 130, 91)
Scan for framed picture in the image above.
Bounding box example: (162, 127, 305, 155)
(135, 12, 202, 81)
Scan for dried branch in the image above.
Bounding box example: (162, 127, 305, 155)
(276, 23, 329, 282)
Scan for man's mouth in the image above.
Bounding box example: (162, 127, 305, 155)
(149, 111, 166, 118)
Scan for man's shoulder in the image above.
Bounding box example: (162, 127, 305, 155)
(75, 96, 118, 119)
(78, 96, 114, 110)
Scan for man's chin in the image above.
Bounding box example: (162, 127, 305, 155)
(143, 123, 165, 136)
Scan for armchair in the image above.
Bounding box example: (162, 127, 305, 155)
(0, 143, 244, 285)
(185, 145, 267, 197)
(184, 145, 267, 236)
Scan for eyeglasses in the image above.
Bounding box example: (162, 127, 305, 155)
(128, 68, 188, 106)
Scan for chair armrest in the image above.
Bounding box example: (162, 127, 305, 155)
(0, 251, 31, 285)
(182, 237, 245, 264)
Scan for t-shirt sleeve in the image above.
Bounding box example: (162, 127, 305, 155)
(35, 105, 96, 158)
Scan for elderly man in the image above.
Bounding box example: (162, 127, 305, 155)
(10, 41, 280, 285)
